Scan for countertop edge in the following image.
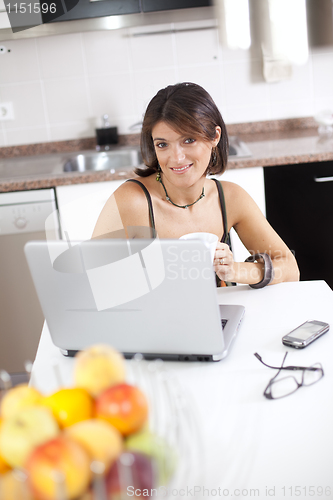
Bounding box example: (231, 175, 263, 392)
(2, 151, 333, 193)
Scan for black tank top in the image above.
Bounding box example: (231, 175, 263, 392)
(126, 178, 230, 244)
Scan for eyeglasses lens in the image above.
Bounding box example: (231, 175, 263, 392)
(270, 376, 299, 399)
(302, 364, 323, 386)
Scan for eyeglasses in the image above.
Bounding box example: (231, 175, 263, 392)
(254, 352, 324, 400)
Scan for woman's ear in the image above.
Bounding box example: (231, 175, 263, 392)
(214, 126, 221, 146)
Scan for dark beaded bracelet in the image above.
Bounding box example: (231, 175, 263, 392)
(245, 253, 275, 289)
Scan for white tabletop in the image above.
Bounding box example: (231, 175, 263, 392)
(32, 281, 333, 500)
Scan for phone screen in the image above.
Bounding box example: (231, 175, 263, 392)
(285, 321, 327, 341)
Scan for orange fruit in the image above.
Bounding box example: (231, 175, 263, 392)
(0, 418, 11, 474)
(42, 388, 94, 429)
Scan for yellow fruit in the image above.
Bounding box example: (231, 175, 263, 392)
(0, 418, 11, 474)
(0, 470, 34, 499)
(66, 418, 123, 470)
(0, 384, 43, 420)
(0, 406, 59, 468)
(42, 387, 94, 429)
(74, 344, 126, 397)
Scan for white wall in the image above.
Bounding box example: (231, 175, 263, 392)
(0, 17, 333, 147)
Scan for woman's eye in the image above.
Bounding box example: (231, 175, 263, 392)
(156, 142, 167, 149)
(184, 138, 195, 144)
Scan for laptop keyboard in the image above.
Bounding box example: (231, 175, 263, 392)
(221, 318, 228, 329)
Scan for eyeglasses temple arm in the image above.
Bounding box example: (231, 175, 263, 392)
(254, 354, 321, 372)
(283, 365, 321, 372)
(254, 353, 283, 370)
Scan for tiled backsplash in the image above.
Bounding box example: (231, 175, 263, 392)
(0, 18, 333, 147)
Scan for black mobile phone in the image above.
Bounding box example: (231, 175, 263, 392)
(282, 320, 330, 348)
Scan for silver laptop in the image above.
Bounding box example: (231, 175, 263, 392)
(24, 239, 245, 361)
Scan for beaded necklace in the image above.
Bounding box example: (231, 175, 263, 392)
(156, 171, 205, 210)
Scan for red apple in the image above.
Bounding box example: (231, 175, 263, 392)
(95, 383, 148, 437)
(25, 435, 92, 500)
(106, 451, 156, 499)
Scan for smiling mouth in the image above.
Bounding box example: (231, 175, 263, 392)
(171, 164, 192, 173)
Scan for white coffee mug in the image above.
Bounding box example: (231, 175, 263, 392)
(179, 232, 219, 262)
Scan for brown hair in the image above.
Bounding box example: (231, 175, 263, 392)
(135, 82, 229, 177)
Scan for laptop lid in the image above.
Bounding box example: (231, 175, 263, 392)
(24, 239, 244, 361)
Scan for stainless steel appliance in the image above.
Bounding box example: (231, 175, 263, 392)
(0, 189, 59, 374)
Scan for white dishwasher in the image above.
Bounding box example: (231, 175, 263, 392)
(0, 189, 59, 375)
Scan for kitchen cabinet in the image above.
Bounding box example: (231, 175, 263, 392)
(46, 0, 140, 23)
(264, 160, 333, 289)
(0, 0, 10, 28)
(215, 166, 265, 262)
(142, 0, 212, 12)
(56, 179, 124, 241)
(0, 189, 59, 374)
(43, 0, 211, 24)
(56, 166, 265, 262)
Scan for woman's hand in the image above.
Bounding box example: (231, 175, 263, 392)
(213, 243, 235, 282)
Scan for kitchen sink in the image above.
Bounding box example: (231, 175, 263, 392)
(228, 136, 252, 158)
(63, 147, 143, 173)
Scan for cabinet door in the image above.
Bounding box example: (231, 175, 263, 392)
(56, 180, 125, 241)
(214, 166, 265, 262)
(141, 0, 212, 12)
(43, 0, 140, 23)
(264, 161, 333, 289)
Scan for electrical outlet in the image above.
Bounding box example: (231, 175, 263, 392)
(0, 102, 14, 121)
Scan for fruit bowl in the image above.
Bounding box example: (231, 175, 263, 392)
(0, 349, 204, 500)
(127, 356, 204, 494)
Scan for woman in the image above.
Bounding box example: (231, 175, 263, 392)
(93, 82, 299, 287)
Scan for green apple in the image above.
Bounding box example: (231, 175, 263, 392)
(0, 384, 43, 420)
(125, 429, 177, 486)
(0, 406, 59, 468)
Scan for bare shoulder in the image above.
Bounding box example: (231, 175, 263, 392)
(220, 180, 254, 208)
(220, 180, 248, 197)
(113, 179, 149, 209)
(92, 178, 152, 238)
(219, 180, 263, 226)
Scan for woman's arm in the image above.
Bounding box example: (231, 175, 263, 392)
(92, 182, 151, 239)
(214, 181, 300, 285)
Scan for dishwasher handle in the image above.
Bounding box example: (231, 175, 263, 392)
(314, 175, 333, 183)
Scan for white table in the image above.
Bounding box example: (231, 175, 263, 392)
(32, 281, 333, 500)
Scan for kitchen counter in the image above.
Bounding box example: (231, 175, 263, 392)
(1, 119, 333, 193)
(0, 148, 138, 193)
(231, 128, 333, 169)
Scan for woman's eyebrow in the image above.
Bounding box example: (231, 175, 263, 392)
(153, 137, 166, 142)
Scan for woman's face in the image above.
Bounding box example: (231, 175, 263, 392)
(152, 121, 221, 187)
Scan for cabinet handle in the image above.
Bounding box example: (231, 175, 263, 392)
(314, 176, 333, 183)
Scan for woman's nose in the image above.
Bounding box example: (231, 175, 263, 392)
(171, 145, 185, 163)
